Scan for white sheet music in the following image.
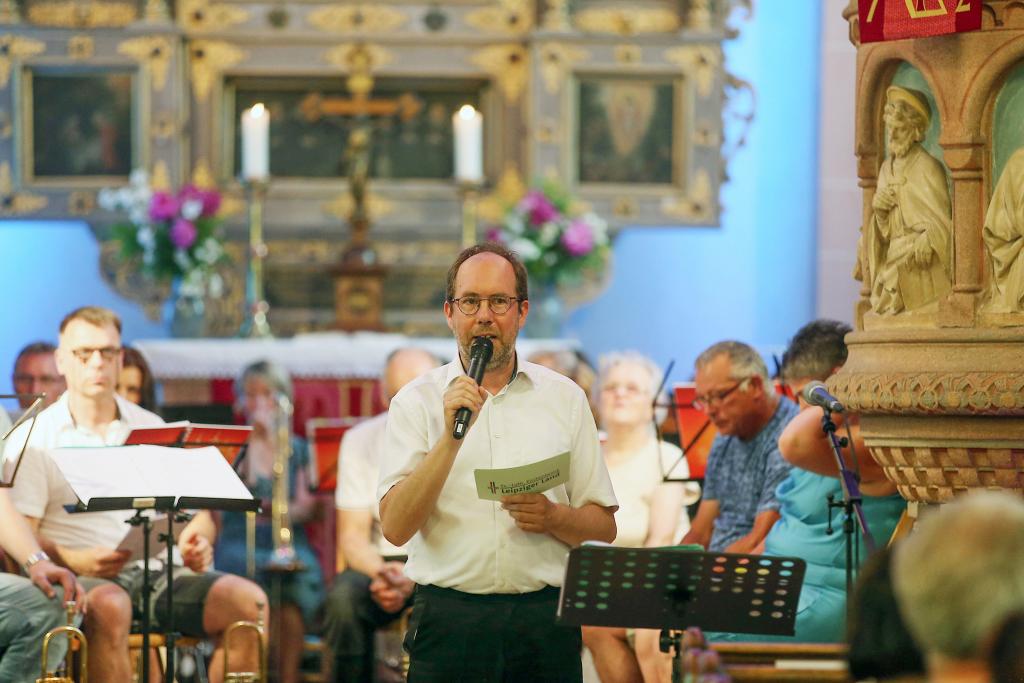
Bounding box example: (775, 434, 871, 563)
(115, 514, 189, 563)
(49, 445, 254, 505)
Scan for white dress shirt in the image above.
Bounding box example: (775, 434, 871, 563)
(6, 393, 164, 551)
(378, 359, 618, 594)
(335, 412, 404, 558)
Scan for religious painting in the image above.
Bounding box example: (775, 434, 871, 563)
(576, 76, 676, 185)
(27, 69, 135, 180)
(226, 76, 485, 180)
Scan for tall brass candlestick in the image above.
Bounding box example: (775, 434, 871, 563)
(458, 180, 483, 248)
(241, 179, 272, 338)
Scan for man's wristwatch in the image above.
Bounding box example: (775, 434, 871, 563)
(23, 550, 51, 573)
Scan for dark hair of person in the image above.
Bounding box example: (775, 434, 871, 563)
(847, 547, 925, 681)
(14, 341, 57, 367)
(780, 319, 852, 383)
(990, 611, 1024, 683)
(445, 242, 529, 303)
(122, 346, 157, 412)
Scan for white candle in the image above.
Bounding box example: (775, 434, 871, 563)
(453, 104, 483, 183)
(241, 103, 270, 180)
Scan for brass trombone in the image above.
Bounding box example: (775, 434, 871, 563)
(36, 601, 87, 683)
(223, 600, 267, 683)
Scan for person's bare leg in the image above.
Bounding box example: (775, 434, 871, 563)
(84, 583, 133, 683)
(203, 574, 268, 683)
(583, 625, 643, 683)
(634, 628, 672, 683)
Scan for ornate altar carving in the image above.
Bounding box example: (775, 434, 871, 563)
(0, 0, 747, 334)
(835, 0, 1024, 505)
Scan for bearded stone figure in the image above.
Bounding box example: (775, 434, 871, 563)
(863, 86, 953, 315)
(982, 147, 1024, 313)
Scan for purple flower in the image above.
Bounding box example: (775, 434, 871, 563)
(561, 219, 595, 257)
(520, 190, 559, 227)
(484, 227, 504, 243)
(170, 218, 198, 249)
(149, 191, 179, 221)
(179, 184, 221, 217)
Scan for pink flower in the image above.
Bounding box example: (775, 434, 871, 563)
(179, 184, 221, 217)
(170, 218, 198, 249)
(149, 191, 179, 221)
(485, 227, 503, 243)
(520, 190, 559, 227)
(561, 219, 594, 256)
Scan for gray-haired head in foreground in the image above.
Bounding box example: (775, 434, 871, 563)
(694, 340, 769, 384)
(892, 490, 1024, 662)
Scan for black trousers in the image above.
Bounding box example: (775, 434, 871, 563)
(324, 569, 411, 683)
(404, 584, 582, 683)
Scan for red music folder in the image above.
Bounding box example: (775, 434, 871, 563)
(124, 422, 253, 464)
(672, 384, 717, 480)
(306, 417, 364, 493)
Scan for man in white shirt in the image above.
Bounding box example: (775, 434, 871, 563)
(377, 243, 618, 682)
(0, 488, 84, 683)
(325, 346, 439, 682)
(7, 306, 267, 683)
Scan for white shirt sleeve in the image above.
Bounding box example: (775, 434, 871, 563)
(564, 388, 618, 511)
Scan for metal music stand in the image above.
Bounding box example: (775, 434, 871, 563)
(558, 544, 806, 683)
(53, 445, 257, 683)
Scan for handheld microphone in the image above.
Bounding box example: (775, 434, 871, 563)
(453, 336, 494, 440)
(801, 380, 845, 413)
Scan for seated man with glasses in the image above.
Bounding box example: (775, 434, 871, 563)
(10, 341, 66, 413)
(679, 340, 797, 553)
(5, 306, 268, 682)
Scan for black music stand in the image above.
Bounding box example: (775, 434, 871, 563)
(52, 445, 258, 683)
(558, 544, 806, 683)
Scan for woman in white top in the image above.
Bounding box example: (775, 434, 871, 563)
(583, 351, 701, 683)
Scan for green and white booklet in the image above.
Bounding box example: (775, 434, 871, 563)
(474, 451, 570, 501)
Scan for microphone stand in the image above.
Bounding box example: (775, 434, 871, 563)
(819, 407, 876, 615)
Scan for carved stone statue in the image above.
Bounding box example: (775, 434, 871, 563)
(864, 86, 952, 315)
(983, 147, 1024, 313)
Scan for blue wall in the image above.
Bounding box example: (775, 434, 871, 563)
(0, 220, 168, 393)
(0, 3, 822, 391)
(567, 2, 822, 382)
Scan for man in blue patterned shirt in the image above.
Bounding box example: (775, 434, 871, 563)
(680, 341, 797, 552)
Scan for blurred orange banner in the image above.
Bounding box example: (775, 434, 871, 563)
(859, 0, 981, 43)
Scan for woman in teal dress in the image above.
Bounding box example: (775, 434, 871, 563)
(215, 360, 324, 683)
(710, 405, 906, 644)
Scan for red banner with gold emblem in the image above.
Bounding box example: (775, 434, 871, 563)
(859, 0, 981, 43)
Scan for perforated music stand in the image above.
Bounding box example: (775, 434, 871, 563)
(558, 544, 806, 636)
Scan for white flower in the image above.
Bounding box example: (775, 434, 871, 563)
(130, 168, 149, 188)
(116, 187, 134, 210)
(181, 198, 202, 221)
(583, 212, 609, 245)
(543, 251, 557, 266)
(137, 225, 156, 251)
(194, 237, 222, 265)
(208, 272, 224, 298)
(509, 237, 541, 262)
(98, 188, 117, 211)
(129, 207, 147, 226)
(538, 221, 560, 248)
(173, 248, 193, 272)
(504, 212, 526, 236)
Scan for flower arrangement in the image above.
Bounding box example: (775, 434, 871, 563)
(485, 181, 610, 288)
(99, 170, 227, 302)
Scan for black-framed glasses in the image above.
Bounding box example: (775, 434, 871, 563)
(693, 378, 749, 412)
(449, 295, 520, 316)
(68, 346, 122, 363)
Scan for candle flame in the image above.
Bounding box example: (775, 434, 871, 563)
(457, 104, 477, 119)
(250, 103, 266, 117)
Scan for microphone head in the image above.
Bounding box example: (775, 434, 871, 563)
(801, 380, 827, 403)
(470, 336, 494, 359)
